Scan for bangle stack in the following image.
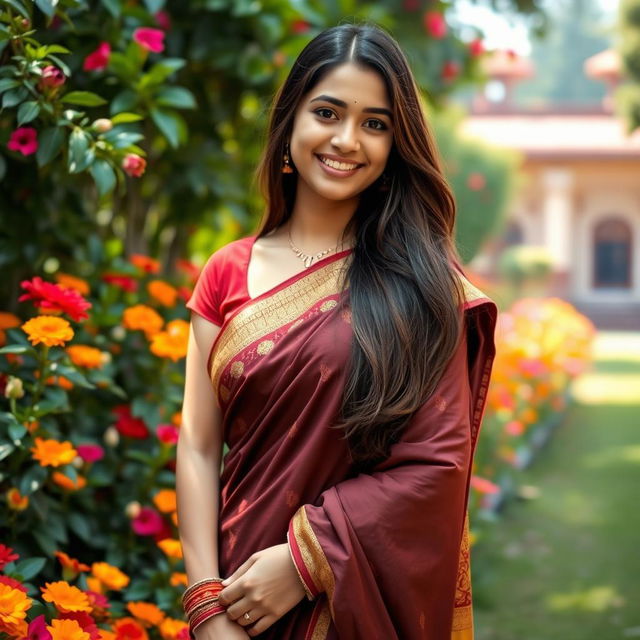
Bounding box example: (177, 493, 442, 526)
(182, 578, 226, 638)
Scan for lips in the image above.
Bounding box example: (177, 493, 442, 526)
(316, 154, 364, 172)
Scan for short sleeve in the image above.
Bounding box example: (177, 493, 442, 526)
(185, 251, 224, 326)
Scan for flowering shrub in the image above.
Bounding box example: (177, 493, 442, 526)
(0, 254, 198, 636)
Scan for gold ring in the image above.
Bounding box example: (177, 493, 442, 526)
(244, 612, 251, 622)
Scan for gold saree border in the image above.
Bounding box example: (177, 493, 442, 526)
(305, 598, 331, 640)
(209, 256, 349, 393)
(291, 507, 336, 614)
(452, 514, 474, 638)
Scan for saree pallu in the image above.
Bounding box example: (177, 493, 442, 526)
(209, 250, 497, 640)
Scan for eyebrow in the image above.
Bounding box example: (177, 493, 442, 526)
(310, 94, 392, 119)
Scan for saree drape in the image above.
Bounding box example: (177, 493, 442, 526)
(197, 246, 496, 640)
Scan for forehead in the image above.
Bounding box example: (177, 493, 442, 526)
(304, 63, 391, 108)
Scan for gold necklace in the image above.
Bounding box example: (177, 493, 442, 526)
(287, 227, 344, 268)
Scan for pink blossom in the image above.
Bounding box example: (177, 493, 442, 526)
(441, 60, 460, 82)
(505, 420, 525, 436)
(7, 127, 38, 156)
(467, 172, 486, 191)
(469, 38, 484, 57)
(122, 154, 147, 178)
(156, 424, 179, 445)
(132, 506, 164, 536)
(154, 11, 172, 31)
(83, 42, 111, 72)
(133, 27, 165, 53)
(40, 65, 65, 88)
(28, 615, 52, 640)
(424, 11, 447, 39)
(76, 444, 105, 463)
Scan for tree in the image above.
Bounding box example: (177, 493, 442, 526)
(617, 0, 640, 131)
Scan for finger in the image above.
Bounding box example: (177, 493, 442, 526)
(221, 555, 256, 587)
(237, 609, 264, 628)
(247, 615, 277, 636)
(218, 580, 245, 608)
(225, 597, 253, 622)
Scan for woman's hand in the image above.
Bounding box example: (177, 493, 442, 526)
(218, 543, 306, 636)
(193, 613, 250, 640)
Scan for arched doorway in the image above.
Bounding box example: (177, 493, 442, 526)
(593, 218, 632, 289)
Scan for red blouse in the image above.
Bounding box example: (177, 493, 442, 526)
(185, 236, 256, 326)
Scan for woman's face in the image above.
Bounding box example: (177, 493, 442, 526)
(289, 62, 394, 205)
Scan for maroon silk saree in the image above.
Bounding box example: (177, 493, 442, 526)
(208, 250, 497, 640)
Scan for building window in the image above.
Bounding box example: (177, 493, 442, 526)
(593, 218, 632, 289)
(504, 221, 524, 247)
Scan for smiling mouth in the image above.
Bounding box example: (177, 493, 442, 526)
(316, 155, 363, 171)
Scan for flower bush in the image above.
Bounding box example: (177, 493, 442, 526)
(0, 253, 197, 638)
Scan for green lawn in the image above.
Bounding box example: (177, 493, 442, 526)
(473, 332, 640, 640)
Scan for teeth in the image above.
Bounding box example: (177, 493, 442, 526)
(319, 156, 359, 171)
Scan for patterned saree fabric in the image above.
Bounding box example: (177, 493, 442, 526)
(186, 236, 497, 640)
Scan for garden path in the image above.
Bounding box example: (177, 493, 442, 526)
(473, 331, 640, 640)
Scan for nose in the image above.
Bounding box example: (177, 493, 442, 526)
(331, 120, 360, 153)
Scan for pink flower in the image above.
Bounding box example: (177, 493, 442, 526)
(7, 127, 38, 156)
(154, 10, 172, 31)
(133, 27, 165, 53)
(19, 276, 92, 322)
(83, 42, 111, 72)
(0, 544, 19, 570)
(441, 60, 460, 82)
(40, 65, 65, 88)
(470, 475, 501, 495)
(28, 615, 52, 640)
(59, 612, 99, 640)
(132, 506, 164, 536)
(156, 424, 179, 445)
(505, 420, 525, 436)
(467, 172, 486, 191)
(424, 11, 447, 39)
(469, 38, 484, 57)
(76, 444, 105, 463)
(101, 273, 138, 292)
(122, 154, 147, 178)
(291, 19, 311, 34)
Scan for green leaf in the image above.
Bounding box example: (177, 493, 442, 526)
(62, 91, 107, 107)
(100, 0, 121, 17)
(0, 344, 35, 355)
(142, 58, 186, 86)
(19, 465, 48, 495)
(0, 444, 15, 462)
(110, 89, 137, 114)
(108, 52, 139, 81)
(90, 159, 116, 196)
(13, 558, 46, 581)
(35, 0, 56, 17)
(36, 126, 65, 167)
(155, 86, 196, 109)
(3, 0, 30, 19)
(32, 530, 57, 556)
(111, 112, 143, 124)
(150, 107, 182, 148)
(144, 0, 165, 12)
(42, 45, 71, 56)
(47, 512, 68, 543)
(0, 78, 20, 94)
(68, 512, 92, 543)
(17, 100, 40, 125)
(55, 364, 96, 389)
(8, 422, 27, 441)
(125, 580, 152, 600)
(2, 86, 29, 109)
(48, 54, 70, 78)
(68, 128, 91, 173)
(0, 154, 5, 181)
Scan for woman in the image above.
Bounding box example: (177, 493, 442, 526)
(177, 23, 497, 640)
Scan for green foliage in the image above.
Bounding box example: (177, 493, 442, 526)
(618, 0, 640, 132)
(498, 244, 553, 287)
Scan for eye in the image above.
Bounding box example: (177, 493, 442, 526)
(314, 108, 336, 120)
(365, 119, 388, 131)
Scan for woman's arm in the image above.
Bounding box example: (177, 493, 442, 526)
(177, 313, 249, 640)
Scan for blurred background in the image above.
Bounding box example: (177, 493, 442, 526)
(0, 2, 638, 639)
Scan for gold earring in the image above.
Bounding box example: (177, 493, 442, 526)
(282, 142, 294, 174)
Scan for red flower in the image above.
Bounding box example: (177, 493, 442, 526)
(83, 42, 111, 72)
(0, 574, 28, 593)
(470, 475, 501, 495)
(19, 277, 92, 322)
(154, 10, 171, 31)
(60, 612, 100, 640)
(0, 544, 19, 570)
(156, 424, 179, 445)
(133, 27, 165, 53)
(101, 273, 138, 292)
(132, 507, 164, 536)
(7, 127, 38, 156)
(175, 259, 200, 283)
(441, 60, 460, 82)
(467, 172, 486, 191)
(40, 65, 65, 88)
(291, 19, 310, 34)
(122, 154, 147, 178)
(113, 405, 150, 439)
(85, 590, 110, 612)
(28, 614, 53, 640)
(469, 38, 484, 57)
(423, 11, 447, 39)
(76, 444, 105, 463)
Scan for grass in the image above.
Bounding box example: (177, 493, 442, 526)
(473, 332, 640, 640)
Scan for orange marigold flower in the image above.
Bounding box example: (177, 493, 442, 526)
(24, 420, 39, 433)
(55, 273, 91, 296)
(0, 312, 21, 330)
(47, 618, 91, 640)
(169, 573, 187, 588)
(0, 617, 28, 638)
(22, 316, 74, 347)
(0, 583, 32, 628)
(126, 602, 165, 627)
(46, 375, 75, 390)
(55, 551, 90, 573)
(113, 617, 148, 640)
(6, 488, 29, 511)
(156, 539, 182, 560)
(170, 411, 181, 427)
(91, 563, 130, 591)
(122, 305, 163, 337)
(171, 512, 178, 527)
(31, 438, 77, 467)
(152, 489, 176, 513)
(52, 472, 87, 491)
(130, 255, 160, 274)
(85, 578, 103, 595)
(158, 618, 188, 640)
(97, 629, 115, 640)
(147, 280, 178, 307)
(66, 345, 105, 369)
(149, 320, 189, 362)
(41, 581, 92, 613)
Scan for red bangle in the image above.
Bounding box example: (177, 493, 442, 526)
(189, 602, 226, 638)
(183, 583, 223, 615)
